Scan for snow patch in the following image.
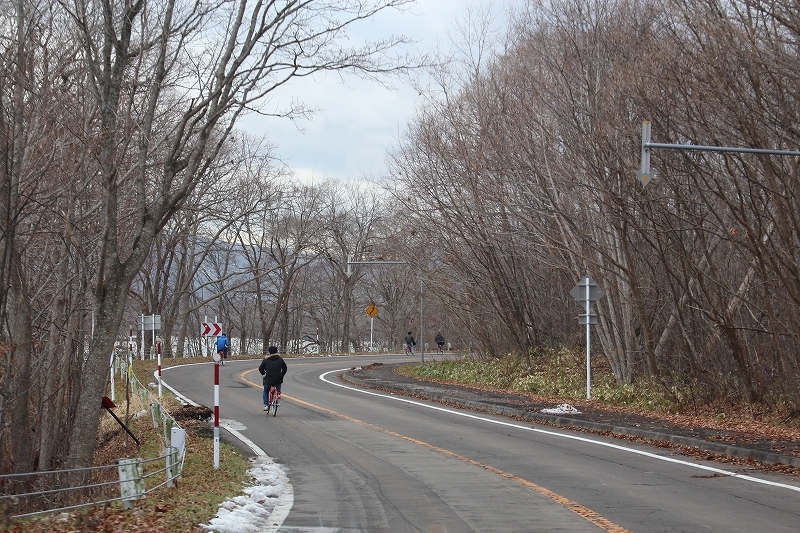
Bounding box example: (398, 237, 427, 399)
(541, 403, 582, 414)
(200, 458, 289, 533)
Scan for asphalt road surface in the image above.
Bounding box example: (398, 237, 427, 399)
(162, 354, 800, 533)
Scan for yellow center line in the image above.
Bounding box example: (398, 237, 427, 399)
(240, 369, 632, 533)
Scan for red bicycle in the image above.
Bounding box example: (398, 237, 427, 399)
(266, 385, 280, 417)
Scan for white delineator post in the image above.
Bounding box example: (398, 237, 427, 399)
(127, 328, 133, 445)
(109, 350, 116, 402)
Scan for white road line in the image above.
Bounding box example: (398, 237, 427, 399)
(321, 368, 800, 494)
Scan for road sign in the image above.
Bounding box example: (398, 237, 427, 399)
(569, 278, 604, 304)
(141, 314, 161, 331)
(201, 322, 222, 337)
(365, 304, 378, 318)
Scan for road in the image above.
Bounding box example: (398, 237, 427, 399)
(162, 354, 800, 532)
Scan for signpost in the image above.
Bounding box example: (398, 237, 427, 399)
(365, 304, 378, 350)
(570, 277, 605, 399)
(199, 315, 224, 468)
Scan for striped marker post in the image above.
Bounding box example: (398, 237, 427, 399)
(214, 354, 220, 469)
(157, 341, 162, 398)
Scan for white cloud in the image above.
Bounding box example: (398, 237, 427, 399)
(239, 0, 523, 183)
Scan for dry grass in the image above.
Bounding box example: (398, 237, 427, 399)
(401, 357, 800, 448)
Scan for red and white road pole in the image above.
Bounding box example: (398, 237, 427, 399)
(213, 358, 220, 469)
(157, 341, 162, 398)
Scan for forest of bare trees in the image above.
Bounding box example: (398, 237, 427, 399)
(390, 0, 800, 409)
(2, 0, 800, 480)
(0, 0, 419, 475)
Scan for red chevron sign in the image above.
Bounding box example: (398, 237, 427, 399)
(201, 322, 222, 337)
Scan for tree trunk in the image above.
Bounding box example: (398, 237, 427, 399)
(341, 275, 356, 353)
(38, 236, 72, 471)
(66, 262, 136, 469)
(7, 253, 34, 473)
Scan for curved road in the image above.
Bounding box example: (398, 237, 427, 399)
(162, 354, 800, 533)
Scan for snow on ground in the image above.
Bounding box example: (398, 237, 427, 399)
(200, 457, 290, 533)
(541, 403, 582, 414)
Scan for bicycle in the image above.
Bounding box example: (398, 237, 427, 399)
(436, 343, 444, 355)
(265, 384, 280, 417)
(405, 343, 415, 356)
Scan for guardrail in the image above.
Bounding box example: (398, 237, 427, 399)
(0, 366, 186, 520)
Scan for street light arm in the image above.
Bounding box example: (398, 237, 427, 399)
(638, 120, 800, 187)
(346, 257, 409, 277)
(347, 260, 409, 265)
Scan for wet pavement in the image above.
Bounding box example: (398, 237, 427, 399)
(343, 362, 800, 470)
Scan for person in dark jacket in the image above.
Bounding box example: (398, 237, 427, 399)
(404, 331, 416, 355)
(258, 346, 287, 410)
(435, 331, 445, 353)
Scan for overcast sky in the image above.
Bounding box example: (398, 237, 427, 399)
(239, 0, 523, 183)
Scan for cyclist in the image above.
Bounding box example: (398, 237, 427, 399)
(404, 331, 416, 356)
(435, 331, 445, 354)
(258, 346, 287, 411)
(216, 333, 230, 365)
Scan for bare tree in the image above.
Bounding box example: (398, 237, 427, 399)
(320, 183, 388, 352)
(388, 0, 800, 414)
(0, 0, 421, 471)
(0, 0, 95, 474)
(226, 179, 326, 354)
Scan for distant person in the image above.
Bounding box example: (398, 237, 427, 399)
(435, 331, 445, 353)
(404, 331, 416, 356)
(259, 346, 287, 410)
(216, 333, 230, 364)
